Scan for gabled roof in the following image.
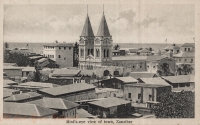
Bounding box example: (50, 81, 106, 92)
(181, 43, 195, 47)
(27, 97, 79, 110)
(129, 72, 157, 79)
(114, 77, 138, 83)
(52, 68, 81, 77)
(3, 102, 58, 117)
(81, 15, 94, 36)
(96, 14, 111, 36)
(139, 77, 170, 86)
(88, 97, 130, 108)
(38, 83, 96, 96)
(4, 92, 41, 102)
(162, 75, 194, 83)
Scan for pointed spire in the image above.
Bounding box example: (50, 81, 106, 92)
(81, 6, 94, 37)
(96, 5, 111, 37)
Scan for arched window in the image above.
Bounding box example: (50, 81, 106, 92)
(88, 49, 90, 55)
(107, 49, 109, 57)
(81, 49, 84, 56)
(96, 49, 99, 57)
(91, 49, 94, 56)
(104, 49, 106, 58)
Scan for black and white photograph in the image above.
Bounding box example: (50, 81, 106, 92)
(2, 0, 197, 122)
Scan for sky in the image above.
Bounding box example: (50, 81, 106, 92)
(3, 4, 195, 44)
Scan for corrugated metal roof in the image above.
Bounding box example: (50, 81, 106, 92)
(139, 77, 170, 86)
(88, 97, 130, 108)
(4, 92, 41, 102)
(129, 72, 157, 79)
(112, 56, 147, 61)
(76, 109, 94, 118)
(52, 68, 81, 77)
(27, 97, 79, 110)
(3, 102, 58, 117)
(115, 77, 138, 83)
(38, 83, 96, 96)
(162, 75, 194, 83)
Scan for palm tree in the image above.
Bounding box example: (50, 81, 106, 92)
(181, 64, 193, 75)
(113, 44, 120, 50)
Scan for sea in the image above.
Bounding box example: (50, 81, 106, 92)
(6, 42, 182, 54)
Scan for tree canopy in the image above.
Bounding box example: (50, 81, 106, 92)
(153, 91, 194, 118)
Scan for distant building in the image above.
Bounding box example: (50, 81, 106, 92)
(43, 43, 74, 68)
(22, 67, 35, 77)
(9, 48, 36, 56)
(87, 97, 131, 118)
(49, 68, 82, 85)
(164, 44, 180, 54)
(123, 83, 171, 103)
(27, 97, 79, 118)
(162, 75, 195, 92)
(38, 83, 96, 102)
(4, 102, 58, 118)
(112, 50, 126, 56)
(146, 55, 176, 74)
(180, 43, 195, 52)
(138, 49, 152, 56)
(3, 66, 23, 83)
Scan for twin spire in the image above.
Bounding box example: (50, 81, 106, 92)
(81, 5, 110, 37)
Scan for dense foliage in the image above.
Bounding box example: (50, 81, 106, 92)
(4, 52, 29, 66)
(153, 91, 194, 118)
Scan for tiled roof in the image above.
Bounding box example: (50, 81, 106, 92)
(139, 77, 170, 86)
(173, 52, 195, 58)
(114, 77, 138, 83)
(22, 67, 35, 72)
(27, 97, 79, 110)
(129, 72, 157, 79)
(3, 102, 58, 117)
(96, 14, 111, 36)
(88, 97, 131, 108)
(76, 109, 94, 118)
(162, 75, 194, 83)
(4, 92, 41, 102)
(181, 43, 195, 47)
(52, 68, 81, 77)
(112, 56, 147, 61)
(81, 15, 94, 36)
(38, 83, 96, 96)
(43, 43, 74, 47)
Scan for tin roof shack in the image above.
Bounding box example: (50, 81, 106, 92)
(4, 92, 42, 103)
(38, 83, 96, 102)
(22, 67, 35, 77)
(49, 68, 82, 85)
(87, 97, 131, 118)
(27, 97, 79, 118)
(123, 83, 171, 104)
(3, 102, 58, 118)
(162, 75, 195, 92)
(3, 66, 23, 82)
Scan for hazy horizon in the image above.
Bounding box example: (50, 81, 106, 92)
(4, 4, 195, 44)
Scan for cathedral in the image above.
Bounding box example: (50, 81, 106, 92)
(78, 8, 124, 77)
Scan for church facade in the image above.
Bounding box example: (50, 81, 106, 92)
(78, 12, 124, 77)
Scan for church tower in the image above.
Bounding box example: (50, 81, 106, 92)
(79, 7, 95, 70)
(94, 7, 113, 66)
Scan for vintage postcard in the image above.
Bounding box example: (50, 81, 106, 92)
(1, 0, 199, 124)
